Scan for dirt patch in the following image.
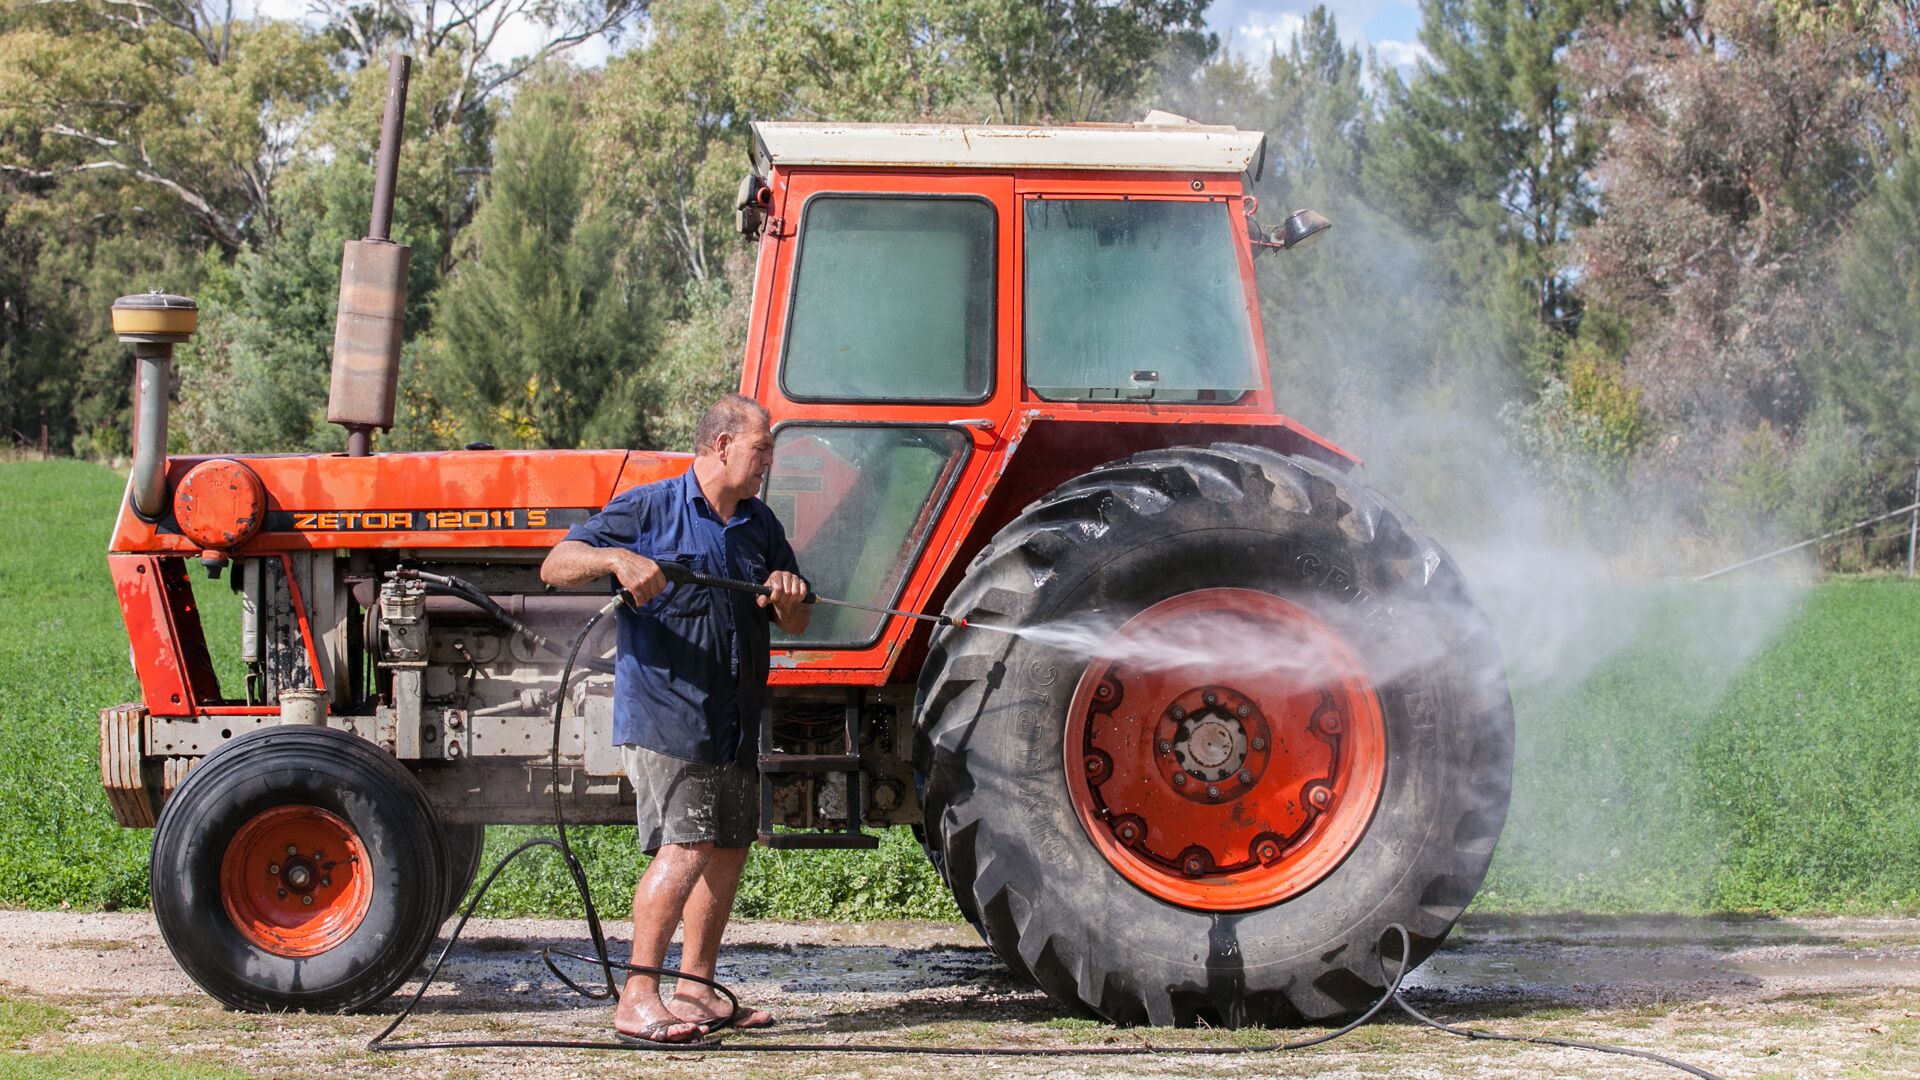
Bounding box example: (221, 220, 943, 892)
(2, 911, 1916, 1077)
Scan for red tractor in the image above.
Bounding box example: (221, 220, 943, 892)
(101, 90, 1512, 1026)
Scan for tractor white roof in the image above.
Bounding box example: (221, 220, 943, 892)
(750, 114, 1267, 174)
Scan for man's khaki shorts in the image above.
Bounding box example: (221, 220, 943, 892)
(622, 745, 758, 853)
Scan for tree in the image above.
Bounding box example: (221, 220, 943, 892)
(0, 1, 336, 254)
(429, 65, 649, 449)
(1824, 119, 1920, 481)
(174, 53, 495, 453)
(1369, 0, 1626, 352)
(589, 0, 775, 288)
(951, 0, 1210, 122)
(1569, 0, 1881, 499)
(0, 0, 339, 454)
(312, 0, 646, 123)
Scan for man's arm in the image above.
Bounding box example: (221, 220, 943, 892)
(541, 540, 667, 605)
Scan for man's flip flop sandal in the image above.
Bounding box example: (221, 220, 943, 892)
(615, 1021, 709, 1046)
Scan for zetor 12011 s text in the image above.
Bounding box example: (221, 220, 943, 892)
(99, 110, 1513, 1027)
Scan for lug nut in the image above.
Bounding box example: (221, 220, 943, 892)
(1116, 822, 1139, 843)
(1206, 785, 1220, 799)
(1307, 784, 1334, 811)
(1203, 691, 1217, 705)
(286, 845, 298, 856)
(1172, 772, 1188, 786)
(1095, 683, 1113, 700)
(302, 895, 313, 906)
(1239, 770, 1254, 784)
(1084, 755, 1105, 777)
(1158, 740, 1173, 753)
(1183, 856, 1206, 876)
(1170, 706, 1186, 720)
(1252, 737, 1267, 751)
(267, 864, 280, 876)
(1256, 839, 1282, 862)
(1237, 704, 1251, 718)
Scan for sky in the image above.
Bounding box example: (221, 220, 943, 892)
(1205, 0, 1428, 71)
(246, 0, 1430, 80)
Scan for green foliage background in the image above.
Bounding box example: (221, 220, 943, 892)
(10, 459, 1920, 918)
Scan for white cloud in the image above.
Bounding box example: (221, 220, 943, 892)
(1223, 12, 1308, 60)
(1371, 39, 1430, 72)
(1209, 0, 1426, 76)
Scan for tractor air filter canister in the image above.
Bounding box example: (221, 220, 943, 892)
(325, 238, 410, 431)
(172, 458, 265, 551)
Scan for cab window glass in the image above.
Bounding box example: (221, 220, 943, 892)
(1024, 198, 1259, 402)
(766, 425, 970, 646)
(782, 197, 995, 402)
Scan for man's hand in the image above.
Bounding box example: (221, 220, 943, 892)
(609, 550, 667, 606)
(759, 570, 811, 631)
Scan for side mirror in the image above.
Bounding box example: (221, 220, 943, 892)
(1271, 209, 1332, 251)
(735, 173, 771, 240)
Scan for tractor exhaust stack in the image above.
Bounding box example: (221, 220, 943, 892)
(326, 53, 413, 457)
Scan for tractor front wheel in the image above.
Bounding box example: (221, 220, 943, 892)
(150, 725, 446, 1012)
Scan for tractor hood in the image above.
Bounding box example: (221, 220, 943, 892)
(108, 448, 691, 556)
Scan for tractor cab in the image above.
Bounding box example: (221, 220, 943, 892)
(733, 118, 1350, 671)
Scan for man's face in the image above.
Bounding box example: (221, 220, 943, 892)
(717, 421, 775, 497)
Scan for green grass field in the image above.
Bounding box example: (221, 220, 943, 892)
(5, 458, 1919, 917)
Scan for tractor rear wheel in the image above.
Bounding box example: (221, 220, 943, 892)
(915, 444, 1512, 1027)
(150, 725, 446, 1013)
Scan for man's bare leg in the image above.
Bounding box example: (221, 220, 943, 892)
(666, 847, 772, 1027)
(615, 842, 713, 1041)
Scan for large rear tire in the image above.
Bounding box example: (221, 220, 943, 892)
(150, 725, 447, 1013)
(915, 444, 1512, 1027)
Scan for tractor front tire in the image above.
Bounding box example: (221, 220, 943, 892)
(915, 444, 1512, 1027)
(150, 725, 447, 1013)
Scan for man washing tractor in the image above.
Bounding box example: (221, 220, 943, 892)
(540, 394, 807, 1043)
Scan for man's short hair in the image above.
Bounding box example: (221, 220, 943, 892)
(692, 394, 771, 455)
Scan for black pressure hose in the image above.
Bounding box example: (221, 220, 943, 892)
(407, 569, 615, 675)
(366, 597, 1725, 1077)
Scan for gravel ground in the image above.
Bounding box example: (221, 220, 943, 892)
(5, 911, 1920, 1078)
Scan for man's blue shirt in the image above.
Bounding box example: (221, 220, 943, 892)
(563, 468, 798, 764)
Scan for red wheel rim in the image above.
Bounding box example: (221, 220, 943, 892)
(218, 805, 372, 957)
(1064, 588, 1386, 911)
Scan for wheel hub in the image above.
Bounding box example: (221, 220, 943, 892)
(219, 805, 371, 956)
(1160, 686, 1263, 797)
(1064, 588, 1387, 911)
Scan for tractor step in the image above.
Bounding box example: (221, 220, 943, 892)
(757, 690, 873, 851)
(757, 753, 861, 773)
(756, 831, 880, 850)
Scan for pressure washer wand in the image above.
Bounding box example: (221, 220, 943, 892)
(651, 561, 981, 629)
